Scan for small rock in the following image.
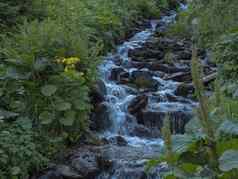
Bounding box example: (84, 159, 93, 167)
(90, 103, 111, 131)
(175, 83, 194, 97)
(130, 71, 158, 90)
(71, 151, 99, 178)
(108, 135, 128, 146)
(128, 95, 148, 116)
(110, 67, 127, 81)
(56, 165, 82, 179)
(38, 171, 63, 179)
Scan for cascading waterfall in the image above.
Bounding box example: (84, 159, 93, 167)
(96, 4, 196, 178)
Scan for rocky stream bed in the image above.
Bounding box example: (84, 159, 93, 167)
(36, 4, 217, 179)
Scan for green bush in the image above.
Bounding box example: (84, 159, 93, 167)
(147, 49, 238, 179)
(0, 120, 49, 179)
(0, 0, 161, 177)
(214, 32, 238, 80)
(169, 0, 238, 47)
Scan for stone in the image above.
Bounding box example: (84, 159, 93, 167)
(90, 103, 111, 131)
(133, 124, 161, 138)
(71, 150, 100, 178)
(130, 71, 158, 90)
(128, 95, 148, 116)
(148, 63, 190, 73)
(165, 71, 191, 82)
(129, 48, 164, 61)
(90, 79, 106, 105)
(38, 171, 63, 179)
(56, 165, 82, 179)
(110, 68, 127, 81)
(137, 110, 192, 134)
(175, 83, 194, 97)
(108, 135, 128, 146)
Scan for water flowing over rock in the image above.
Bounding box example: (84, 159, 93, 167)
(36, 3, 216, 179)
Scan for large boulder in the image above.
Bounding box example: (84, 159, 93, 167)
(175, 83, 194, 97)
(90, 79, 106, 105)
(137, 110, 192, 134)
(130, 71, 158, 90)
(123, 114, 160, 138)
(71, 150, 100, 179)
(128, 95, 148, 116)
(108, 135, 128, 146)
(165, 72, 191, 82)
(129, 48, 164, 61)
(90, 103, 111, 131)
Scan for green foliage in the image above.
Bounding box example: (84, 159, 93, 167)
(0, 0, 161, 177)
(169, 0, 238, 47)
(213, 32, 238, 80)
(148, 49, 238, 178)
(0, 120, 49, 178)
(0, 0, 46, 32)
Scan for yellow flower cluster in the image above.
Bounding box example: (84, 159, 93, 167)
(56, 57, 80, 72)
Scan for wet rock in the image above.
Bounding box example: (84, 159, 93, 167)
(108, 136, 128, 146)
(71, 150, 100, 178)
(128, 95, 148, 116)
(90, 79, 106, 104)
(38, 171, 63, 179)
(175, 83, 194, 97)
(113, 55, 123, 66)
(176, 50, 192, 60)
(56, 165, 82, 179)
(123, 115, 160, 138)
(90, 103, 111, 131)
(165, 71, 191, 82)
(138, 110, 192, 133)
(115, 167, 147, 179)
(130, 61, 149, 69)
(133, 124, 161, 138)
(110, 67, 127, 81)
(148, 63, 190, 73)
(130, 71, 158, 90)
(129, 48, 164, 61)
(97, 155, 113, 171)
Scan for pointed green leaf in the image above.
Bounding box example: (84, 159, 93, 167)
(11, 166, 21, 175)
(219, 150, 238, 172)
(56, 102, 72, 111)
(41, 85, 57, 97)
(218, 120, 238, 136)
(172, 134, 196, 154)
(59, 110, 76, 126)
(39, 111, 54, 125)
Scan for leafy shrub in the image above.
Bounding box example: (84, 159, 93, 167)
(0, 120, 49, 179)
(169, 0, 238, 48)
(0, 0, 46, 32)
(0, 0, 161, 177)
(1, 19, 95, 138)
(147, 48, 238, 179)
(213, 32, 238, 80)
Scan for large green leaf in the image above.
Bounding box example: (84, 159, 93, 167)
(11, 166, 21, 176)
(41, 85, 57, 97)
(217, 120, 238, 136)
(56, 102, 72, 111)
(219, 150, 238, 172)
(39, 111, 54, 125)
(59, 110, 76, 126)
(172, 134, 196, 154)
(216, 139, 238, 155)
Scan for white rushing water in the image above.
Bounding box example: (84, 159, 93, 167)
(95, 4, 196, 179)
(98, 7, 193, 148)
